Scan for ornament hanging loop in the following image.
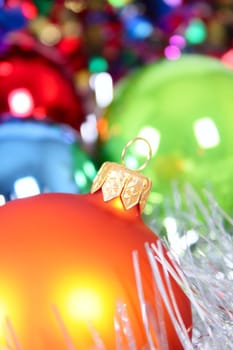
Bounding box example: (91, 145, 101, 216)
(121, 137, 152, 171)
(91, 137, 152, 213)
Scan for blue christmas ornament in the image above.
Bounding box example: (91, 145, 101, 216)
(0, 119, 95, 201)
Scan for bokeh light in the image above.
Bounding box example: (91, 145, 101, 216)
(169, 35, 186, 49)
(0, 195, 5, 206)
(107, 0, 130, 7)
(137, 127, 161, 156)
(89, 57, 108, 73)
(221, 49, 233, 69)
(13, 176, 40, 199)
(8, 88, 34, 117)
(193, 117, 220, 149)
(163, 0, 182, 7)
(21, 1, 37, 19)
(80, 114, 98, 144)
(185, 19, 207, 44)
(39, 23, 62, 46)
(94, 73, 113, 108)
(66, 288, 102, 322)
(164, 45, 181, 60)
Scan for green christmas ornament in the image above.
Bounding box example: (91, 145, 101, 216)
(101, 55, 233, 215)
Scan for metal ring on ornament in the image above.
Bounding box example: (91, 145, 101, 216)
(121, 137, 152, 172)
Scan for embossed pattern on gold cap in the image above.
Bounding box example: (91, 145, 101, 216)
(90, 161, 152, 213)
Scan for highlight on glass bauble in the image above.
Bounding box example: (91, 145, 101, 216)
(0, 119, 96, 202)
(101, 55, 233, 215)
(0, 46, 84, 129)
(0, 154, 192, 349)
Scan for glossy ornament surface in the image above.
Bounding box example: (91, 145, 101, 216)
(0, 120, 95, 201)
(0, 47, 84, 130)
(0, 166, 192, 349)
(102, 55, 233, 214)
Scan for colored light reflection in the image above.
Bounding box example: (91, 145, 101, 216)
(0, 195, 5, 206)
(74, 171, 87, 188)
(83, 160, 96, 179)
(94, 73, 113, 108)
(194, 117, 220, 149)
(13, 176, 40, 199)
(185, 19, 207, 44)
(39, 24, 62, 46)
(108, 0, 130, 7)
(21, 1, 37, 19)
(125, 155, 139, 170)
(0, 303, 7, 327)
(0, 62, 13, 76)
(0, 283, 23, 345)
(57, 277, 114, 330)
(163, 0, 182, 7)
(66, 289, 102, 322)
(169, 35, 186, 49)
(80, 114, 98, 144)
(164, 45, 181, 60)
(111, 197, 125, 211)
(126, 16, 153, 40)
(137, 126, 161, 156)
(8, 88, 34, 117)
(221, 49, 233, 69)
(89, 57, 108, 73)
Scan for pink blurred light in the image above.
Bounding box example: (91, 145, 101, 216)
(221, 49, 233, 69)
(164, 45, 181, 60)
(169, 35, 186, 49)
(8, 88, 34, 117)
(163, 0, 182, 7)
(22, 1, 38, 19)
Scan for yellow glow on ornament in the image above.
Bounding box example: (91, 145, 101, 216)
(56, 276, 115, 331)
(0, 303, 7, 328)
(111, 197, 125, 211)
(0, 285, 23, 345)
(66, 288, 102, 322)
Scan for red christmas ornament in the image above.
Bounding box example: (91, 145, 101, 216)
(0, 47, 84, 130)
(0, 139, 192, 349)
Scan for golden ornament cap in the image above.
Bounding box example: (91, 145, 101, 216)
(91, 138, 152, 213)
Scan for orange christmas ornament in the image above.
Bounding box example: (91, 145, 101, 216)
(0, 138, 192, 350)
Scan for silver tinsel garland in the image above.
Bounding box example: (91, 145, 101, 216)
(97, 186, 233, 350)
(149, 185, 233, 349)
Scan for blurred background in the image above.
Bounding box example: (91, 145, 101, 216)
(0, 0, 233, 223)
(1, 4, 233, 347)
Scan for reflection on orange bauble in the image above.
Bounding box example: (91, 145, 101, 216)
(0, 191, 192, 349)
